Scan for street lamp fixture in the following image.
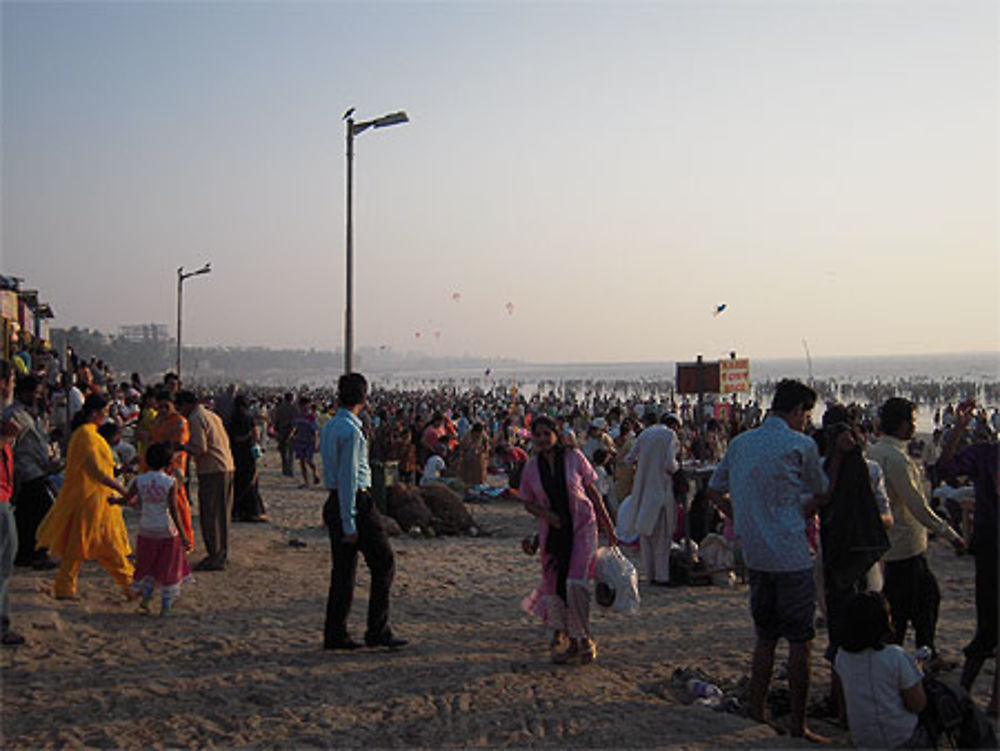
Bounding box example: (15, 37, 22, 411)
(176, 262, 212, 381)
(343, 108, 408, 374)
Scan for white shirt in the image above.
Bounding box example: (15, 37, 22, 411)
(421, 455, 446, 485)
(834, 645, 921, 750)
(624, 424, 679, 537)
(867, 459, 892, 519)
(595, 465, 612, 498)
(68, 387, 84, 423)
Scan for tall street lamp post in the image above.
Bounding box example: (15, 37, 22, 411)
(343, 108, 408, 374)
(176, 262, 212, 381)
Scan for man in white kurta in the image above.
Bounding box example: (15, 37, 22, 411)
(624, 413, 679, 584)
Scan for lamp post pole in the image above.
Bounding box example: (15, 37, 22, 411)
(176, 263, 212, 382)
(345, 117, 355, 374)
(342, 108, 408, 375)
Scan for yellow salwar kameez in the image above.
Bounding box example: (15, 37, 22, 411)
(36, 423, 133, 597)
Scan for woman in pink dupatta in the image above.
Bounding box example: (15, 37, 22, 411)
(520, 416, 617, 665)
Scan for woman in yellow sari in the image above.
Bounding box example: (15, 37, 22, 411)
(36, 394, 134, 599)
(148, 391, 195, 551)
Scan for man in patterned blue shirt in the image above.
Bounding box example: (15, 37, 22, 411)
(708, 379, 848, 743)
(321, 372, 406, 651)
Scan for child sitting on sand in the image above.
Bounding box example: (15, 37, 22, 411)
(111, 443, 193, 615)
(834, 591, 926, 748)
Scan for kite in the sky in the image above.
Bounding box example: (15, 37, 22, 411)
(713, 303, 727, 317)
(433, 330, 441, 340)
(451, 292, 462, 302)
(505, 301, 515, 316)
(414, 331, 421, 339)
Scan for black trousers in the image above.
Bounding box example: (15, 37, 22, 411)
(12, 477, 53, 564)
(823, 568, 866, 661)
(966, 547, 998, 659)
(884, 553, 941, 651)
(323, 490, 395, 646)
(277, 433, 294, 476)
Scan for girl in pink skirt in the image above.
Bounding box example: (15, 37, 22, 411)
(114, 442, 193, 614)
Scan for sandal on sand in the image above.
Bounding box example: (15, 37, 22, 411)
(552, 641, 579, 665)
(2, 631, 26, 646)
(553, 639, 597, 666)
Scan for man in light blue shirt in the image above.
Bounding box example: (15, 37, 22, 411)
(321, 372, 406, 651)
(708, 379, 848, 743)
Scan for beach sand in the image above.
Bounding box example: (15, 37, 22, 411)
(2, 447, 990, 749)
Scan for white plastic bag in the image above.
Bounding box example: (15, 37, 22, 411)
(615, 495, 640, 545)
(594, 546, 641, 615)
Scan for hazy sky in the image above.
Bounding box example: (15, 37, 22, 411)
(2, 1, 997, 364)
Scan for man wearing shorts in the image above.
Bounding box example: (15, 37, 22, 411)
(708, 379, 848, 743)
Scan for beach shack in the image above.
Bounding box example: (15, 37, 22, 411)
(1, 275, 20, 360)
(0, 276, 56, 360)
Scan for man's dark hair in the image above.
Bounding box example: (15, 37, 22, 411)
(14, 374, 40, 397)
(175, 390, 198, 408)
(771, 379, 817, 414)
(840, 591, 892, 653)
(156, 389, 173, 403)
(879, 397, 914, 437)
(163, 372, 179, 384)
(284, 392, 294, 402)
(337, 373, 368, 408)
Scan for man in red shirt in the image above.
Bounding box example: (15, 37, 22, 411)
(1, 413, 25, 645)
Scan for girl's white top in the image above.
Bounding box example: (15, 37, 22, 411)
(834, 644, 921, 750)
(136, 471, 178, 538)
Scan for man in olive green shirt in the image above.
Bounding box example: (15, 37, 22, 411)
(868, 397, 963, 659)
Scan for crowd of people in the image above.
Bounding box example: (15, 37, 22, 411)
(0, 347, 996, 747)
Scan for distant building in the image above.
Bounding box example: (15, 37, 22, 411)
(118, 323, 169, 343)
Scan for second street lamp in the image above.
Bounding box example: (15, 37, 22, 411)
(176, 262, 212, 382)
(343, 108, 408, 374)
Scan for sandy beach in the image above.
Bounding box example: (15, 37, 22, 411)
(1, 446, 990, 749)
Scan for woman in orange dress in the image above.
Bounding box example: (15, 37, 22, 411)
(148, 391, 195, 552)
(36, 394, 134, 599)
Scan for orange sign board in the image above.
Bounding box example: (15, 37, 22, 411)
(720, 358, 750, 393)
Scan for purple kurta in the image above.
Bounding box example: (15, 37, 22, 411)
(519, 448, 599, 637)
